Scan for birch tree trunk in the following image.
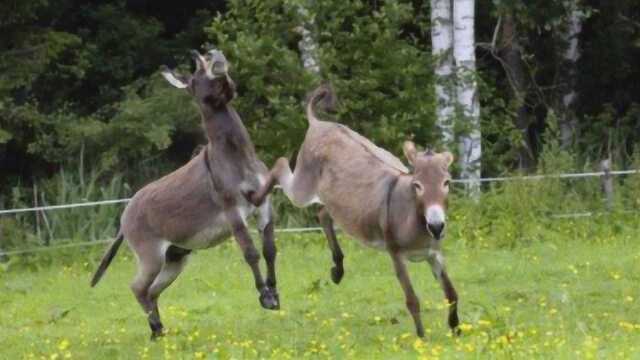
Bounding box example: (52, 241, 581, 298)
(295, 1, 320, 75)
(558, 2, 582, 149)
(431, 0, 455, 146)
(453, 0, 481, 195)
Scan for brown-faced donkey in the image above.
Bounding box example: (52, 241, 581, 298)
(91, 50, 279, 339)
(248, 85, 460, 337)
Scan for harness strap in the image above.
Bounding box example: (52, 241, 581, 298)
(203, 145, 222, 196)
(383, 175, 400, 245)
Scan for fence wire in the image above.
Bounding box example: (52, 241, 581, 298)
(1, 169, 637, 215)
(1, 168, 638, 256)
(0, 227, 325, 257)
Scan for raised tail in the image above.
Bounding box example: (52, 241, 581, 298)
(305, 84, 336, 124)
(90, 232, 124, 287)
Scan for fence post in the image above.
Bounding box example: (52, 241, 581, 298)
(600, 159, 614, 211)
(0, 222, 6, 263)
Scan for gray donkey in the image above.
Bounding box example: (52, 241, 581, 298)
(247, 85, 460, 337)
(91, 50, 279, 339)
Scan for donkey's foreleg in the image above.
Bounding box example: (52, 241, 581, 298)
(427, 250, 460, 334)
(225, 207, 279, 310)
(389, 250, 425, 337)
(318, 207, 344, 284)
(257, 199, 279, 305)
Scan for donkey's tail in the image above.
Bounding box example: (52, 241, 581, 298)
(305, 83, 336, 124)
(90, 232, 124, 287)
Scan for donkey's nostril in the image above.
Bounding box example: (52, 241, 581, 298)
(428, 222, 445, 240)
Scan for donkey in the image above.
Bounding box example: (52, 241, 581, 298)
(247, 85, 459, 337)
(90, 49, 280, 339)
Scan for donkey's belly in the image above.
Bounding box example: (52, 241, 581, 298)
(179, 215, 231, 249)
(176, 203, 254, 250)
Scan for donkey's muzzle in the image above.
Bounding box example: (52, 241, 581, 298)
(207, 49, 228, 75)
(428, 222, 445, 240)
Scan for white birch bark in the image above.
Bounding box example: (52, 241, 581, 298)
(453, 0, 481, 196)
(295, 1, 320, 74)
(431, 0, 455, 146)
(559, 2, 582, 148)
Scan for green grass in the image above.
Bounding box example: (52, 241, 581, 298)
(1, 233, 639, 359)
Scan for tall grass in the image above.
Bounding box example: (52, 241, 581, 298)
(0, 163, 127, 252)
(3, 144, 640, 254)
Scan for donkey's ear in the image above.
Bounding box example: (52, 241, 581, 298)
(190, 49, 207, 72)
(441, 151, 454, 167)
(403, 141, 418, 166)
(160, 66, 189, 89)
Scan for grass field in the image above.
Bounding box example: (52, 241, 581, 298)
(1, 231, 639, 359)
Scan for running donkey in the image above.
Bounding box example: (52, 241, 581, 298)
(247, 85, 460, 337)
(91, 50, 280, 339)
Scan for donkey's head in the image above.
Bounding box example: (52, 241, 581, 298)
(403, 141, 454, 241)
(160, 49, 235, 109)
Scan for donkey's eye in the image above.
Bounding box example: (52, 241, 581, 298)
(444, 180, 451, 187)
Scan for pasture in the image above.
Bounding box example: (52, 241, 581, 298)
(1, 230, 638, 359)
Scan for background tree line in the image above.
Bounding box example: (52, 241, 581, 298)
(2, 0, 640, 204)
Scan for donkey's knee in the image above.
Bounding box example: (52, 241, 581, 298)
(243, 246, 260, 265)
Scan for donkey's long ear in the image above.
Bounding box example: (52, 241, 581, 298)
(160, 66, 189, 89)
(403, 141, 418, 166)
(190, 49, 207, 72)
(441, 151, 454, 167)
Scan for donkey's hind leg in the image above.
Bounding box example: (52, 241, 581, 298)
(146, 245, 192, 338)
(129, 241, 165, 339)
(318, 207, 344, 284)
(249, 156, 320, 208)
(275, 157, 321, 207)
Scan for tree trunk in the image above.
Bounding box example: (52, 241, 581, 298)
(296, 1, 321, 75)
(431, 0, 455, 146)
(453, 0, 481, 195)
(500, 12, 534, 170)
(558, 2, 582, 149)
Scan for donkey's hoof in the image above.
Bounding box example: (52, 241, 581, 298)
(259, 287, 280, 310)
(451, 326, 462, 337)
(330, 266, 344, 284)
(149, 322, 164, 341)
(449, 313, 460, 333)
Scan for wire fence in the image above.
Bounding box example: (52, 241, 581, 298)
(0, 227, 325, 257)
(1, 168, 638, 256)
(1, 169, 637, 215)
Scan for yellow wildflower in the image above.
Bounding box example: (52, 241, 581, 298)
(58, 339, 70, 351)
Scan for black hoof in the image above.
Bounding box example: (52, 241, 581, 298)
(259, 287, 280, 310)
(242, 190, 256, 204)
(330, 266, 344, 284)
(449, 312, 460, 333)
(451, 326, 461, 337)
(149, 322, 164, 341)
(416, 327, 425, 338)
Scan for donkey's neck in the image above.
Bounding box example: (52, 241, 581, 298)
(199, 104, 255, 156)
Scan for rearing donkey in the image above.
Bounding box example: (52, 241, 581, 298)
(248, 85, 460, 337)
(91, 50, 280, 339)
